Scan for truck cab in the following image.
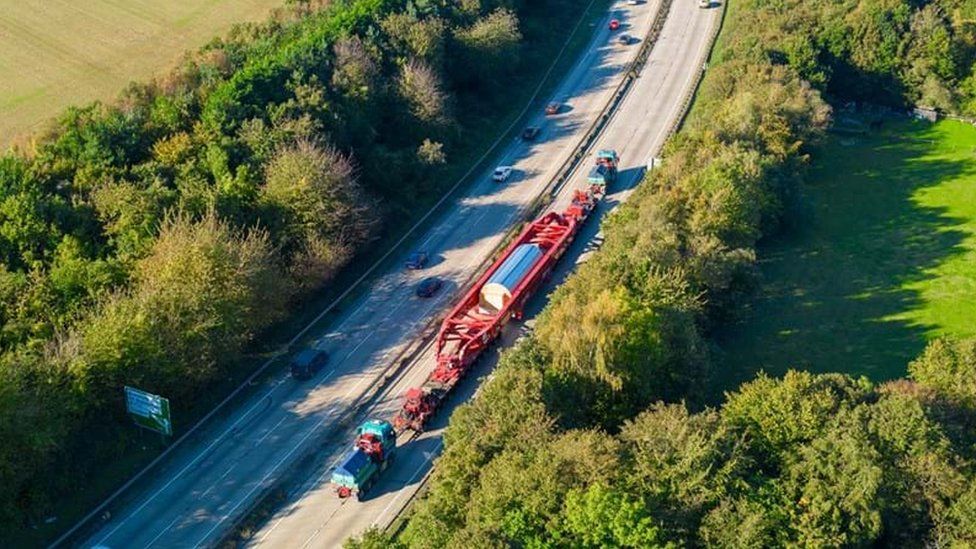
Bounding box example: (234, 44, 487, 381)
(587, 149, 620, 190)
(331, 420, 397, 500)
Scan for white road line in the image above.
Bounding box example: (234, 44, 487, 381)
(253, 415, 289, 446)
(94, 375, 289, 545)
(647, 9, 713, 165)
(137, 369, 339, 547)
(372, 437, 445, 529)
(192, 400, 346, 547)
(142, 462, 238, 549)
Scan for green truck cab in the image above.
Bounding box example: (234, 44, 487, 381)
(331, 419, 397, 500)
(587, 149, 619, 190)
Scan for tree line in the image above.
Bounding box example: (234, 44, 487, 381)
(0, 0, 582, 539)
(346, 0, 976, 545)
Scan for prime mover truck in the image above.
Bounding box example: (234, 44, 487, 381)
(330, 419, 397, 500)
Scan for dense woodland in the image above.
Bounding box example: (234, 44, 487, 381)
(2, 0, 976, 542)
(344, 0, 976, 545)
(0, 0, 584, 536)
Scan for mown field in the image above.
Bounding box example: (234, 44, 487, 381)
(715, 114, 976, 394)
(0, 0, 282, 146)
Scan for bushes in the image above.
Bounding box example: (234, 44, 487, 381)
(393, 366, 976, 547)
(382, 0, 976, 544)
(0, 0, 586, 538)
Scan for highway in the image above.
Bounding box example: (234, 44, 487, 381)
(245, 0, 722, 546)
(78, 1, 678, 547)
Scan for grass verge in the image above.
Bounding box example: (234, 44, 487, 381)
(713, 113, 976, 397)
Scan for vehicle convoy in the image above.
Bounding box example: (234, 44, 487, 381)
(586, 149, 619, 190)
(330, 420, 397, 500)
(330, 176, 607, 498)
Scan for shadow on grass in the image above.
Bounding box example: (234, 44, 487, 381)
(712, 117, 973, 400)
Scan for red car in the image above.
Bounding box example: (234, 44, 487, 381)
(609, 19, 621, 31)
(545, 102, 561, 115)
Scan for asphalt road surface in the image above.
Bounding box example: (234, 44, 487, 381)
(78, 1, 687, 547)
(245, 0, 722, 547)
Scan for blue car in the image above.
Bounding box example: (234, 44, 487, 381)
(405, 251, 428, 270)
(416, 277, 443, 298)
(290, 348, 328, 380)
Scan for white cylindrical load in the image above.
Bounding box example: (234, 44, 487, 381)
(479, 243, 544, 314)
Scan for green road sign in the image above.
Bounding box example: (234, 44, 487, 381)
(124, 386, 172, 436)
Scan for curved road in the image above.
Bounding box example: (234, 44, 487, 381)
(246, 0, 722, 547)
(79, 1, 675, 547)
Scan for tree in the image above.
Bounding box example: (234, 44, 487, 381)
(332, 36, 379, 101)
(559, 484, 671, 548)
(781, 415, 884, 546)
(721, 371, 873, 467)
(452, 9, 521, 87)
(909, 337, 976, 408)
(416, 139, 446, 165)
(261, 140, 377, 288)
(397, 59, 451, 126)
(68, 212, 284, 403)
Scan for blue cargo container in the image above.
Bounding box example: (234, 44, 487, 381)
(331, 420, 397, 500)
(479, 243, 544, 313)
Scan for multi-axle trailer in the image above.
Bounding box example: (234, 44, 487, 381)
(393, 185, 603, 433)
(332, 151, 616, 499)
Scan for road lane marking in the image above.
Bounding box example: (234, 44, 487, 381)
(79, 3, 662, 547)
(373, 437, 446, 529)
(93, 375, 290, 546)
(143, 463, 237, 549)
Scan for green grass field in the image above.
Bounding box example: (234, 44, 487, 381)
(0, 0, 282, 147)
(714, 114, 976, 396)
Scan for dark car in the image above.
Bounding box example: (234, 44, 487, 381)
(416, 277, 443, 298)
(290, 348, 328, 380)
(522, 126, 541, 140)
(618, 34, 632, 45)
(405, 250, 428, 270)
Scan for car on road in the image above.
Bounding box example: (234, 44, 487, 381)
(618, 34, 632, 45)
(609, 18, 621, 30)
(415, 277, 443, 298)
(545, 102, 561, 115)
(627, 0, 642, 4)
(405, 250, 428, 269)
(522, 126, 541, 140)
(492, 166, 514, 182)
(290, 348, 328, 380)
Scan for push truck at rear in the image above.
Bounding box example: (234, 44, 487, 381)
(586, 149, 620, 191)
(330, 420, 397, 500)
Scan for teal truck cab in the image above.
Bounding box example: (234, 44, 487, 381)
(331, 419, 397, 500)
(587, 149, 620, 191)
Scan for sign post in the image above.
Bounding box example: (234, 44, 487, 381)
(124, 386, 173, 437)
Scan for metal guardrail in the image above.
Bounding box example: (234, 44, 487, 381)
(50, 1, 607, 547)
(225, 0, 681, 539)
(382, 0, 730, 538)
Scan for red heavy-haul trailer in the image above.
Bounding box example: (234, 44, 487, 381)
(393, 188, 601, 432)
